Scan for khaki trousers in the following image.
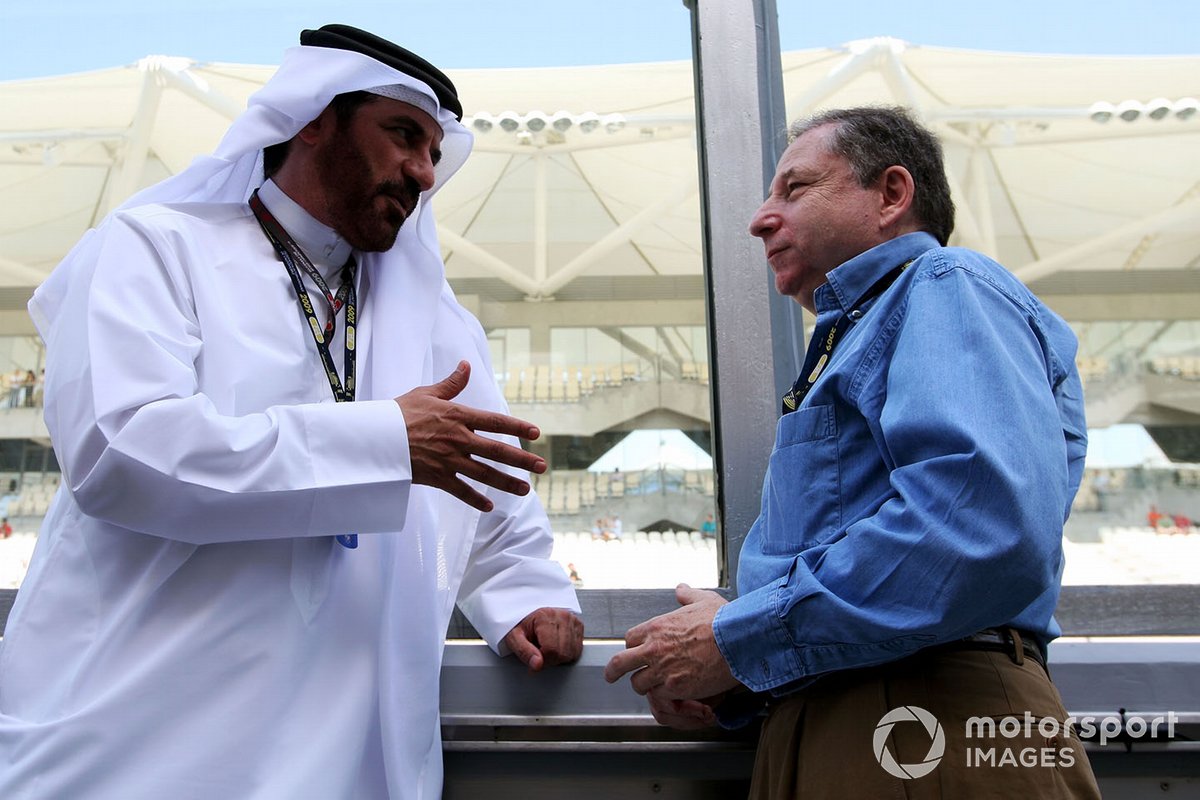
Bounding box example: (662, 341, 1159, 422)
(748, 647, 1101, 799)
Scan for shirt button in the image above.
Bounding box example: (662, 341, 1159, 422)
(849, 309, 863, 321)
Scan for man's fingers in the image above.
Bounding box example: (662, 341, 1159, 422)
(647, 693, 717, 730)
(629, 664, 662, 696)
(509, 609, 583, 673)
(442, 477, 495, 514)
(622, 620, 649, 648)
(399, 367, 548, 512)
(564, 617, 584, 662)
(676, 582, 710, 606)
(530, 610, 584, 666)
(429, 457, 538, 513)
(468, 436, 546, 475)
(461, 408, 542, 443)
(534, 613, 569, 665)
(676, 584, 726, 610)
(430, 360, 471, 401)
(675, 583, 703, 605)
(457, 457, 532, 499)
(506, 628, 545, 672)
(603, 646, 646, 684)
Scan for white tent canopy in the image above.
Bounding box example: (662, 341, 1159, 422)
(1, 40, 1198, 303)
(588, 428, 714, 473)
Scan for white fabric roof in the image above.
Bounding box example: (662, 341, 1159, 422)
(1, 40, 1197, 300)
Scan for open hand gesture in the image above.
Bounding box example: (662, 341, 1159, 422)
(396, 361, 545, 512)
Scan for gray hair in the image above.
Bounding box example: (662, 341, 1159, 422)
(788, 106, 955, 246)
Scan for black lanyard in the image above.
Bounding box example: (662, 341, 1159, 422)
(781, 261, 911, 414)
(249, 190, 359, 548)
(249, 190, 356, 404)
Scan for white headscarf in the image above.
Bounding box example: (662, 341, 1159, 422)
(29, 44, 473, 337)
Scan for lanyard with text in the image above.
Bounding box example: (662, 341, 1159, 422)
(781, 260, 911, 415)
(249, 190, 359, 549)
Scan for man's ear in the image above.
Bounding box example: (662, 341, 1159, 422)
(877, 165, 916, 230)
(295, 105, 336, 147)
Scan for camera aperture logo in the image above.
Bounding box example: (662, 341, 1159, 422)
(873, 705, 946, 779)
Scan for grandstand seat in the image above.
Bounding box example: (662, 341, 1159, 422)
(550, 369, 566, 402)
(534, 365, 552, 402)
(580, 366, 599, 394)
(518, 369, 535, 403)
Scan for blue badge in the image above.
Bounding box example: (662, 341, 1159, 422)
(337, 534, 359, 549)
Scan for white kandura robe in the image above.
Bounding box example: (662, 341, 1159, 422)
(0, 194, 578, 798)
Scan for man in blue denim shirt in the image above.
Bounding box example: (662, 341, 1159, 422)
(606, 107, 1100, 797)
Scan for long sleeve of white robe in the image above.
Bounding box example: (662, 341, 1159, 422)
(47, 206, 416, 543)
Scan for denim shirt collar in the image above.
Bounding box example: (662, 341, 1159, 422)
(813, 231, 940, 315)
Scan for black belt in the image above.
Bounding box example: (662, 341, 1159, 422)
(944, 626, 1046, 669)
(760, 627, 1048, 710)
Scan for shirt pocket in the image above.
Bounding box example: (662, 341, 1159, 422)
(763, 404, 841, 555)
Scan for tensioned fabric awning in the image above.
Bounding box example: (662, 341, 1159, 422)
(1, 40, 1197, 302)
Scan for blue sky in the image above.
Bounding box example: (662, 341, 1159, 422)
(1, 0, 1197, 81)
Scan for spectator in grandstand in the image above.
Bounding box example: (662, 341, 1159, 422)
(0, 25, 581, 799)
(605, 106, 1099, 798)
(1148, 503, 1166, 529)
(4, 367, 24, 409)
(0, 482, 16, 520)
(610, 513, 623, 540)
(20, 370, 35, 408)
(700, 513, 716, 539)
(0, 517, 11, 540)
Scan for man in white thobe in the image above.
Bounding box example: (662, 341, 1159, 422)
(0, 25, 582, 799)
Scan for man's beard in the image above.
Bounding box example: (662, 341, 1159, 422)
(315, 143, 422, 253)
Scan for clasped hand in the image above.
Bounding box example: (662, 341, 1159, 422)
(504, 607, 585, 671)
(603, 584, 742, 729)
(396, 360, 545, 512)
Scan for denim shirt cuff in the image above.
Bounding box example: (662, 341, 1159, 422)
(713, 582, 802, 693)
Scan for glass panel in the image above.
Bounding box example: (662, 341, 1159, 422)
(0, 9, 719, 596)
(444, 22, 719, 591)
(773, 8, 1200, 594)
(1068, 320, 1200, 586)
(451, 17, 715, 587)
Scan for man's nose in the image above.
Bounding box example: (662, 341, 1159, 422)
(406, 148, 437, 192)
(749, 200, 777, 238)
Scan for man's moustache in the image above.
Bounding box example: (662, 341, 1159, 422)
(379, 180, 421, 214)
